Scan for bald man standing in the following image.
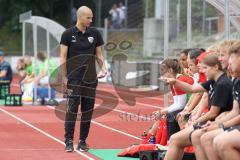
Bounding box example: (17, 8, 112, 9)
(60, 6, 107, 152)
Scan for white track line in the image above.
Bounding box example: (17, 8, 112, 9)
(98, 87, 162, 101)
(96, 94, 162, 109)
(11, 83, 166, 109)
(11, 83, 156, 140)
(0, 149, 65, 151)
(46, 105, 141, 141)
(0, 108, 95, 160)
(100, 105, 154, 121)
(47, 102, 155, 121)
(92, 121, 141, 140)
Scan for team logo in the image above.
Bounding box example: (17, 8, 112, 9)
(88, 37, 94, 43)
(71, 36, 76, 42)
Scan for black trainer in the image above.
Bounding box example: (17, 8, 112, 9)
(65, 140, 74, 152)
(76, 140, 89, 152)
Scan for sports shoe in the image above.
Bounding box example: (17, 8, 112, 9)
(76, 140, 89, 152)
(65, 139, 74, 152)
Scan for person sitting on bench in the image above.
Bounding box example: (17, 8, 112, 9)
(0, 50, 13, 82)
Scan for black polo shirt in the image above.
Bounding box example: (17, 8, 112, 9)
(233, 78, 240, 106)
(60, 26, 104, 80)
(201, 73, 233, 114)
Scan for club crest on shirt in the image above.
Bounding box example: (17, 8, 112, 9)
(88, 37, 94, 43)
(71, 36, 76, 42)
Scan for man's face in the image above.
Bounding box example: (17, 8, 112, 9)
(228, 54, 240, 77)
(80, 11, 93, 27)
(218, 47, 229, 70)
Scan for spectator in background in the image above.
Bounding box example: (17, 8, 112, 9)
(23, 57, 33, 77)
(118, 2, 126, 28)
(16, 56, 32, 81)
(109, 4, 120, 29)
(71, 7, 77, 25)
(20, 56, 34, 103)
(34, 52, 57, 102)
(34, 51, 58, 86)
(21, 52, 57, 103)
(20, 56, 33, 83)
(0, 50, 13, 82)
(16, 58, 27, 80)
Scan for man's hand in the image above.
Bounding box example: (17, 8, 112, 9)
(97, 69, 107, 79)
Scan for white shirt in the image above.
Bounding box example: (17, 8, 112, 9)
(118, 6, 126, 19)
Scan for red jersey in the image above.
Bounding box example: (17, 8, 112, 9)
(198, 72, 206, 83)
(171, 75, 194, 96)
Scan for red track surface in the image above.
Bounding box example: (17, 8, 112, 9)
(0, 78, 168, 160)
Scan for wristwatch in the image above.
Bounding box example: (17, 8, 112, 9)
(218, 123, 226, 131)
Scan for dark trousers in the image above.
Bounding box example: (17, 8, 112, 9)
(64, 79, 97, 142)
(166, 109, 182, 140)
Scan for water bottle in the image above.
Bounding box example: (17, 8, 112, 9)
(159, 151, 166, 160)
(141, 131, 148, 144)
(149, 135, 156, 144)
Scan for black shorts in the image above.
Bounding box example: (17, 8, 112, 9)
(189, 121, 208, 143)
(227, 125, 240, 132)
(193, 121, 208, 130)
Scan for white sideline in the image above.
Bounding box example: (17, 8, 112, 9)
(11, 83, 167, 109)
(98, 87, 162, 101)
(97, 94, 162, 109)
(0, 108, 95, 160)
(46, 105, 142, 141)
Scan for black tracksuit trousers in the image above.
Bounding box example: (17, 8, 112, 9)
(64, 79, 97, 142)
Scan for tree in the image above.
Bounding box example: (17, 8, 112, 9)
(0, 0, 70, 53)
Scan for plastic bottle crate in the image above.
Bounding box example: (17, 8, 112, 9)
(5, 94, 22, 106)
(0, 81, 10, 99)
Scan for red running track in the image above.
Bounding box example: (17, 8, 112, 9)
(0, 82, 169, 160)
